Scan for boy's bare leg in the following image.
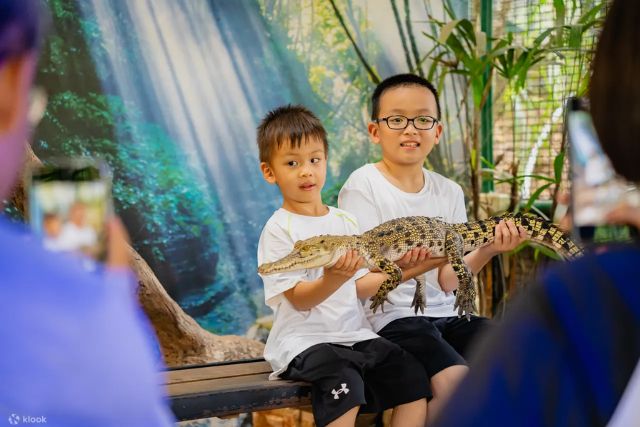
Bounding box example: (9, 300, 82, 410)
(390, 398, 428, 427)
(326, 406, 360, 427)
(428, 365, 468, 424)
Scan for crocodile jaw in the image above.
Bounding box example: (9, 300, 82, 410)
(258, 251, 336, 274)
(258, 235, 356, 275)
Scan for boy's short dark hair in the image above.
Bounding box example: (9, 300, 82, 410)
(371, 74, 441, 121)
(0, 0, 45, 64)
(257, 105, 328, 163)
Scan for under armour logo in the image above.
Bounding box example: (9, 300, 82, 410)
(331, 383, 349, 399)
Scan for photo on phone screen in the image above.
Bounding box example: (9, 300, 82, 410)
(28, 159, 112, 261)
(567, 97, 638, 245)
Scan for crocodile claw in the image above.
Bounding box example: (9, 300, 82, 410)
(411, 292, 425, 314)
(454, 278, 477, 321)
(369, 295, 394, 313)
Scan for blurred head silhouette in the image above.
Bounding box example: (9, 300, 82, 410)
(590, 0, 640, 182)
(0, 0, 44, 200)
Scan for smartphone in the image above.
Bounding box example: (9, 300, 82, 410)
(566, 97, 639, 245)
(28, 158, 112, 262)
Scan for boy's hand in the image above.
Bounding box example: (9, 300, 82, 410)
(396, 247, 432, 269)
(606, 202, 640, 229)
(486, 220, 528, 255)
(106, 217, 131, 269)
(324, 249, 363, 279)
(396, 247, 448, 281)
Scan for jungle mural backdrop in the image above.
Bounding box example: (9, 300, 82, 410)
(29, 0, 465, 336)
(20, 0, 599, 338)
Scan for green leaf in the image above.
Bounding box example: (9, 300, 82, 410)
(579, 3, 604, 25)
(524, 183, 552, 211)
(553, 151, 565, 183)
(533, 244, 562, 260)
(475, 30, 487, 57)
(568, 24, 583, 48)
(439, 19, 462, 44)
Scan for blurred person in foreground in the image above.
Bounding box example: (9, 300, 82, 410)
(0, 1, 175, 426)
(433, 0, 640, 425)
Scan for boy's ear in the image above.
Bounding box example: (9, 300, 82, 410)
(433, 121, 443, 145)
(260, 162, 277, 184)
(367, 122, 381, 145)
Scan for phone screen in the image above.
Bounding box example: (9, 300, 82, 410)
(567, 97, 638, 245)
(28, 159, 112, 261)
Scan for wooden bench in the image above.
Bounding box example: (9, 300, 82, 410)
(165, 358, 311, 421)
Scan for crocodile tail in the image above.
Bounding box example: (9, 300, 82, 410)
(497, 212, 583, 260)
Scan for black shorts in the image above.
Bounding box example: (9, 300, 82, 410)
(427, 315, 493, 360)
(281, 338, 430, 427)
(378, 317, 467, 379)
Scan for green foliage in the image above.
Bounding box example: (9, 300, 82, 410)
(321, 180, 345, 207)
(35, 0, 223, 259)
(257, 0, 381, 182)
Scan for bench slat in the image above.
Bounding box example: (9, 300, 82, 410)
(166, 360, 272, 385)
(165, 360, 311, 420)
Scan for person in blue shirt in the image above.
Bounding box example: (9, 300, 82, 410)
(0, 2, 175, 426)
(433, 0, 640, 425)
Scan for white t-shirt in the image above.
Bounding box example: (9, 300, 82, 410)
(58, 222, 97, 250)
(338, 163, 467, 331)
(607, 359, 640, 427)
(258, 206, 378, 379)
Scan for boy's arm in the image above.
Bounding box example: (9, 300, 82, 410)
(340, 184, 446, 296)
(284, 250, 363, 310)
(355, 249, 448, 299)
(438, 220, 527, 292)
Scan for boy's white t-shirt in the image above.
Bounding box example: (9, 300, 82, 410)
(258, 206, 378, 379)
(338, 163, 467, 331)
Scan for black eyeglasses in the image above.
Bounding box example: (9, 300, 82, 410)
(374, 115, 439, 130)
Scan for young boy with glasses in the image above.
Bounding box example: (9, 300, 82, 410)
(338, 73, 527, 422)
(256, 104, 429, 427)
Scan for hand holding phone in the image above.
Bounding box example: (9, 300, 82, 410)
(28, 158, 112, 262)
(567, 97, 639, 245)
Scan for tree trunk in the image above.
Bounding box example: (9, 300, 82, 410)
(10, 149, 265, 367)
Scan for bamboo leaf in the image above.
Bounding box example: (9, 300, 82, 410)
(553, 151, 565, 183)
(553, 0, 566, 44)
(427, 51, 447, 80)
(532, 244, 562, 260)
(524, 183, 552, 211)
(476, 30, 487, 57)
(579, 3, 604, 25)
(512, 173, 556, 182)
(458, 19, 477, 44)
(568, 24, 583, 48)
(439, 19, 462, 44)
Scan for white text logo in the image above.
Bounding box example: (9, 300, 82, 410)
(7, 414, 47, 424)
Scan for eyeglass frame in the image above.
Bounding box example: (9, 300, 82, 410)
(373, 115, 439, 130)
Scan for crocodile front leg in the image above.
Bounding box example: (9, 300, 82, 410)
(444, 230, 477, 320)
(367, 255, 403, 313)
(411, 275, 426, 314)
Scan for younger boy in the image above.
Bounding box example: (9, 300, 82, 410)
(257, 105, 429, 427)
(338, 74, 527, 421)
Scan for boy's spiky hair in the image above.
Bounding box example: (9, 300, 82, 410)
(257, 104, 328, 163)
(371, 74, 441, 121)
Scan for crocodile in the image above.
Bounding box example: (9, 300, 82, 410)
(258, 212, 583, 319)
